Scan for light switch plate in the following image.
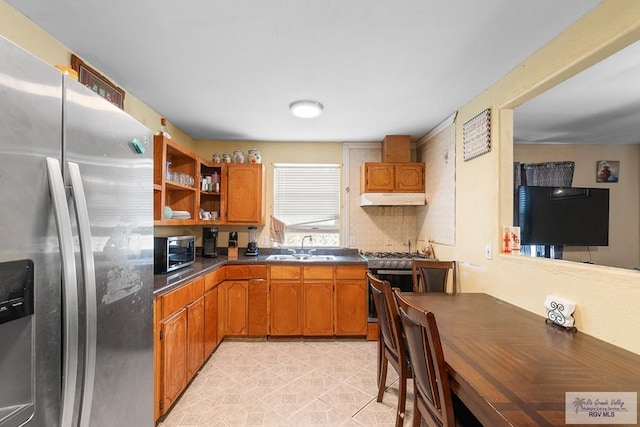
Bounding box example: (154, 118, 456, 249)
(485, 244, 492, 259)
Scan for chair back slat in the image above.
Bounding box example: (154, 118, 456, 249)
(412, 260, 457, 294)
(367, 272, 401, 354)
(395, 290, 456, 427)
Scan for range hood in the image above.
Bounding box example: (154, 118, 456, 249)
(360, 192, 426, 206)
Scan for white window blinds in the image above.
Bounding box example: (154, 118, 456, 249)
(273, 163, 341, 232)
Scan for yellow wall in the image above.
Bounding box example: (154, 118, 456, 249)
(4, 0, 640, 353)
(0, 0, 195, 150)
(515, 143, 640, 269)
(187, 140, 343, 247)
(452, 0, 640, 354)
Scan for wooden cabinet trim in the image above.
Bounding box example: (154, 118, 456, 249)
(204, 267, 225, 291)
(161, 277, 204, 319)
(269, 265, 302, 280)
(335, 265, 366, 280)
(225, 265, 249, 280)
(303, 265, 334, 280)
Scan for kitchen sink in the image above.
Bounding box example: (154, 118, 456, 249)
(265, 254, 338, 262)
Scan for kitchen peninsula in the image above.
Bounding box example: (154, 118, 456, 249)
(153, 250, 367, 420)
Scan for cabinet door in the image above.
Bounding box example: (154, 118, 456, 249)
(303, 281, 333, 335)
(227, 164, 263, 223)
(153, 300, 161, 421)
(248, 279, 268, 335)
(363, 163, 394, 192)
(270, 282, 301, 336)
(203, 288, 218, 356)
(335, 280, 367, 335)
(187, 296, 205, 378)
(395, 163, 425, 192)
(217, 282, 227, 345)
(226, 280, 248, 335)
(161, 308, 188, 412)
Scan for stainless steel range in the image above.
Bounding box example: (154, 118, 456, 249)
(361, 251, 431, 320)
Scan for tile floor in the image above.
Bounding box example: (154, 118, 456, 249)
(158, 339, 421, 426)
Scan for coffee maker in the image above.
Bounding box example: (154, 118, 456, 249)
(246, 226, 258, 256)
(202, 227, 218, 257)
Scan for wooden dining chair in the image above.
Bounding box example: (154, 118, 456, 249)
(412, 259, 457, 294)
(367, 271, 412, 427)
(395, 290, 481, 427)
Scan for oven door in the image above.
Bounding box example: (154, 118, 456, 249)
(367, 268, 414, 321)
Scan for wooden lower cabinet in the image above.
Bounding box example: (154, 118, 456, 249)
(248, 279, 268, 335)
(203, 288, 218, 356)
(335, 266, 368, 335)
(303, 281, 334, 335)
(186, 296, 205, 378)
(226, 280, 248, 335)
(270, 281, 302, 335)
(161, 308, 188, 413)
(303, 265, 334, 335)
(217, 282, 227, 344)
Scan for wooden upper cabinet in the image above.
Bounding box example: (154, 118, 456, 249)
(361, 162, 424, 193)
(226, 164, 265, 224)
(361, 163, 394, 192)
(153, 135, 198, 225)
(395, 163, 424, 192)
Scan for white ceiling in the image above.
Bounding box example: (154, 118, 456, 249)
(514, 39, 640, 144)
(8, 0, 602, 142)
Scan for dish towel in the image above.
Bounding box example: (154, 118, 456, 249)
(270, 216, 287, 246)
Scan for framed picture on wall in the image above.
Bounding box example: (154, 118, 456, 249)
(596, 160, 619, 183)
(71, 54, 125, 109)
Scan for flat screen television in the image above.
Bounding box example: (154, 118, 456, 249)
(517, 186, 610, 246)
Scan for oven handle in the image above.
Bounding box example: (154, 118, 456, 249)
(375, 269, 413, 275)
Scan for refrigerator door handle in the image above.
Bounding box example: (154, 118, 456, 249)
(46, 157, 79, 427)
(68, 162, 97, 427)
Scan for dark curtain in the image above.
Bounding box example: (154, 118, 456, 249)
(514, 161, 575, 257)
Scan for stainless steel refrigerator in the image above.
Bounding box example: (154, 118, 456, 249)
(0, 36, 154, 426)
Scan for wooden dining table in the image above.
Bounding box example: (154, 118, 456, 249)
(398, 292, 640, 426)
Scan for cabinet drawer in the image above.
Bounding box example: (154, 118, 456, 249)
(226, 265, 249, 279)
(335, 265, 366, 280)
(161, 277, 204, 318)
(249, 265, 267, 279)
(204, 267, 225, 291)
(303, 265, 334, 280)
(270, 265, 301, 280)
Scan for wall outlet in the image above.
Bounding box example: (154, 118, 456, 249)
(349, 236, 356, 247)
(386, 238, 393, 246)
(485, 244, 493, 260)
(261, 236, 268, 246)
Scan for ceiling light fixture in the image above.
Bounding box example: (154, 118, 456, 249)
(289, 100, 324, 118)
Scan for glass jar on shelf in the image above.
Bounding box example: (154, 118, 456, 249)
(248, 149, 262, 164)
(233, 149, 245, 163)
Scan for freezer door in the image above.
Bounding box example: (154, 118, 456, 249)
(63, 78, 154, 426)
(0, 36, 63, 426)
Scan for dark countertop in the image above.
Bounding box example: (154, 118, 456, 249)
(153, 248, 366, 297)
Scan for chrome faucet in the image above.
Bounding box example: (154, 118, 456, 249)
(301, 235, 313, 254)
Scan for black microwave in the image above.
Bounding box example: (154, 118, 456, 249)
(154, 235, 196, 274)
